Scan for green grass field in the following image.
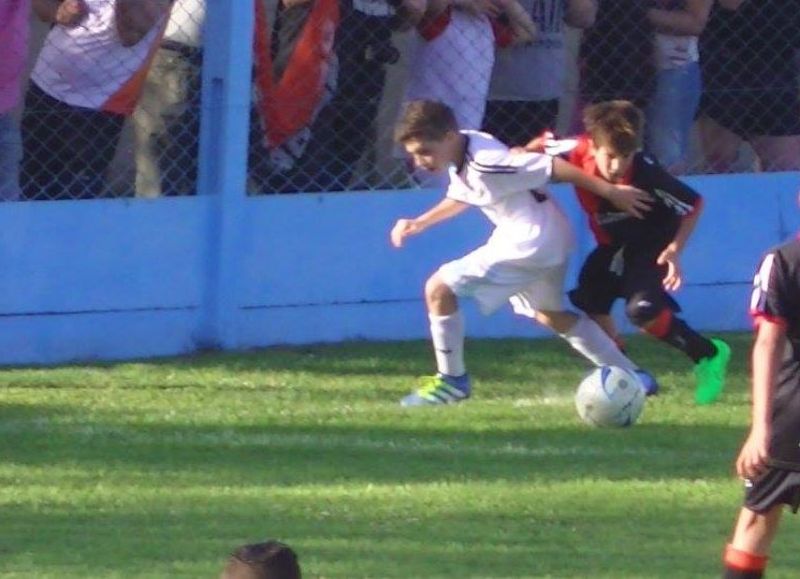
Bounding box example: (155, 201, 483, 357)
(2, 332, 799, 578)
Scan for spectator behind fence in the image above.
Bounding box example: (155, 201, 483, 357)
(219, 541, 302, 579)
(644, 0, 711, 174)
(484, 0, 597, 147)
(251, 0, 425, 194)
(134, 0, 205, 197)
(21, 0, 172, 201)
(403, 0, 538, 133)
(697, 0, 800, 173)
(0, 0, 31, 202)
(578, 0, 655, 113)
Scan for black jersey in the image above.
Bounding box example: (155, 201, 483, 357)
(750, 238, 800, 469)
(571, 142, 701, 249)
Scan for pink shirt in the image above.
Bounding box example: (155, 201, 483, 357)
(0, 0, 30, 114)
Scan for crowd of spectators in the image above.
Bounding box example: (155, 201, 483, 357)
(1, 0, 799, 200)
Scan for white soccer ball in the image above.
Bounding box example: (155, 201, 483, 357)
(575, 366, 646, 428)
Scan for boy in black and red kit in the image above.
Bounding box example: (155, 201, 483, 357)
(720, 213, 800, 579)
(525, 100, 730, 403)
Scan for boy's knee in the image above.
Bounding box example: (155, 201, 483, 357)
(625, 292, 662, 327)
(424, 275, 456, 311)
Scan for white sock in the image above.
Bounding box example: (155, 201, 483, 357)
(429, 311, 466, 377)
(560, 314, 636, 370)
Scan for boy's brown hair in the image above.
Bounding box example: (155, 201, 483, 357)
(395, 100, 458, 144)
(583, 100, 644, 156)
(220, 541, 301, 579)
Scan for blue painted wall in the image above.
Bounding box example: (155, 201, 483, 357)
(0, 174, 797, 366)
(1, 0, 797, 366)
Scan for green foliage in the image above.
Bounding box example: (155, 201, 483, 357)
(1, 333, 798, 578)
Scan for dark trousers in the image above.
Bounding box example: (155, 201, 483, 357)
(21, 83, 125, 200)
(483, 99, 560, 147)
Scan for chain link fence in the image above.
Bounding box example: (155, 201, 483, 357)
(4, 0, 800, 201)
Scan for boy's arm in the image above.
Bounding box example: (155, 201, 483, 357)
(657, 198, 702, 291)
(390, 198, 470, 248)
(33, 0, 88, 26)
(496, 0, 537, 45)
(551, 156, 652, 218)
(736, 320, 785, 479)
(116, 0, 172, 47)
(564, 0, 596, 29)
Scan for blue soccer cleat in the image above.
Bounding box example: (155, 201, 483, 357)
(635, 368, 660, 397)
(400, 373, 471, 407)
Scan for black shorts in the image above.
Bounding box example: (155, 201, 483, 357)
(568, 245, 679, 316)
(698, 87, 800, 139)
(744, 467, 800, 514)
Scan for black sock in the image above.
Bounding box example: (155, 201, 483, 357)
(660, 316, 716, 363)
(724, 569, 763, 579)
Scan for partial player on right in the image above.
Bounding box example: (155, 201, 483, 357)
(720, 228, 800, 579)
(524, 100, 730, 404)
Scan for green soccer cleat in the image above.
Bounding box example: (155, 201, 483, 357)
(693, 338, 731, 405)
(400, 374, 471, 407)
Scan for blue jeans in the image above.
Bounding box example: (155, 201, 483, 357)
(0, 112, 22, 201)
(645, 62, 701, 170)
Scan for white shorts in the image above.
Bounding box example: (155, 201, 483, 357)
(437, 245, 568, 318)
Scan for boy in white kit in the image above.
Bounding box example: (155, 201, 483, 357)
(391, 100, 654, 406)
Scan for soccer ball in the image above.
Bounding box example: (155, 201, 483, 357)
(575, 366, 646, 427)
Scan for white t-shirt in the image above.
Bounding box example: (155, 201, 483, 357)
(404, 10, 494, 129)
(164, 0, 205, 47)
(489, 0, 567, 101)
(446, 131, 574, 264)
(31, 0, 166, 114)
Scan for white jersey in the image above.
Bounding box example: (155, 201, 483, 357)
(31, 0, 166, 114)
(404, 10, 494, 129)
(446, 131, 574, 265)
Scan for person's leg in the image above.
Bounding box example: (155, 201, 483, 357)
(622, 252, 729, 403)
(535, 308, 637, 370)
(514, 262, 638, 371)
(158, 50, 202, 196)
(750, 135, 800, 172)
(645, 67, 684, 171)
(697, 114, 743, 174)
(723, 506, 783, 579)
(746, 88, 800, 172)
(67, 108, 125, 199)
(646, 63, 701, 173)
(0, 113, 22, 201)
(425, 272, 466, 378)
(400, 271, 471, 406)
(20, 83, 77, 200)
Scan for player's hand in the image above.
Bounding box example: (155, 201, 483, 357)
(607, 184, 653, 219)
(657, 244, 682, 291)
(521, 133, 551, 154)
(56, 0, 89, 27)
(454, 0, 500, 17)
(390, 218, 420, 248)
(736, 426, 771, 480)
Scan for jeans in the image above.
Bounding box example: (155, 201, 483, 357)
(645, 62, 701, 170)
(0, 112, 22, 201)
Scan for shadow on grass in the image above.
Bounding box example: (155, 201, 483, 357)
(2, 403, 744, 487)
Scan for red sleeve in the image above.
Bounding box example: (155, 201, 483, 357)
(417, 7, 452, 41)
(567, 134, 591, 168)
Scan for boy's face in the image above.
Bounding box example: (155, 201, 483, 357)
(403, 132, 459, 173)
(592, 143, 635, 183)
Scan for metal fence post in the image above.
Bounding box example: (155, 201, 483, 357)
(196, 0, 254, 350)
